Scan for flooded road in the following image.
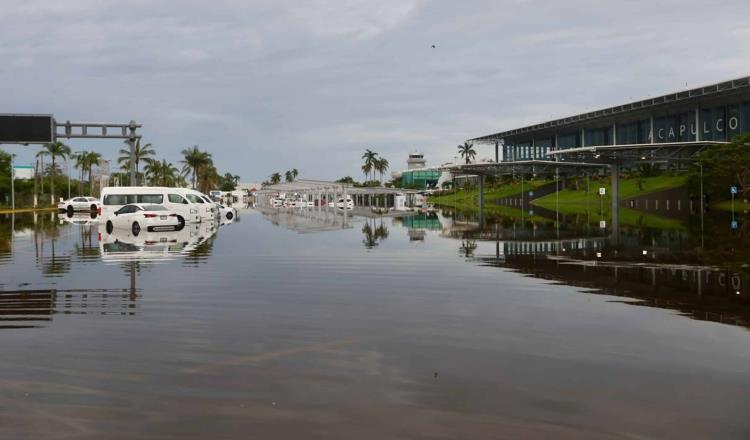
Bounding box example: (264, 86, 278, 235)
(0, 208, 749, 439)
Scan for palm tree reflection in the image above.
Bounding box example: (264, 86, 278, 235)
(362, 219, 389, 249)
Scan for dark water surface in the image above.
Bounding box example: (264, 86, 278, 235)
(0, 208, 749, 439)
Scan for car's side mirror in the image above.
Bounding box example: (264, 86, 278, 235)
(115, 212, 120, 216)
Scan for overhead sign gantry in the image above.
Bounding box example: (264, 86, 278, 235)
(0, 113, 142, 184)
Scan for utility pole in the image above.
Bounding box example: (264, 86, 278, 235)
(128, 121, 137, 186)
(66, 156, 71, 200)
(10, 153, 15, 211)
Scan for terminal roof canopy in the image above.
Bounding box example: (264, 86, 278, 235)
(469, 76, 750, 144)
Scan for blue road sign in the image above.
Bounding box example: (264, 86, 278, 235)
(731, 186, 738, 195)
(528, 191, 533, 197)
(731, 220, 739, 230)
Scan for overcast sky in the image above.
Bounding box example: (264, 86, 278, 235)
(3, 0, 750, 182)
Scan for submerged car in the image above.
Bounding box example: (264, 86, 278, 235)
(105, 204, 183, 236)
(58, 196, 100, 214)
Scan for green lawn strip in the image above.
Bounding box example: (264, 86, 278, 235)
(715, 200, 750, 212)
(532, 174, 688, 209)
(436, 202, 552, 223)
(429, 179, 553, 207)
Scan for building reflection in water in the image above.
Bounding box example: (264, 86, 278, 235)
(440, 207, 750, 330)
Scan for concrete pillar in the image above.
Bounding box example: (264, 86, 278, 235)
(495, 142, 499, 163)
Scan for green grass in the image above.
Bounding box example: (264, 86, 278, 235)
(429, 179, 552, 210)
(715, 200, 750, 212)
(532, 174, 688, 211)
(431, 175, 689, 230)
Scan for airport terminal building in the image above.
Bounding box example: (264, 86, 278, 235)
(470, 76, 750, 163)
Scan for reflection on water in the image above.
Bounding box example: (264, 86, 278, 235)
(0, 288, 139, 329)
(437, 206, 750, 330)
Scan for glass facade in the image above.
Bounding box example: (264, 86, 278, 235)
(557, 132, 580, 150)
(402, 169, 441, 189)
(584, 126, 611, 146)
(500, 100, 750, 162)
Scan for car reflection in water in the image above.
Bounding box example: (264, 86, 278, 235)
(98, 219, 220, 263)
(59, 210, 100, 226)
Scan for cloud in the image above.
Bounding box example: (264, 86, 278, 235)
(2, 0, 750, 180)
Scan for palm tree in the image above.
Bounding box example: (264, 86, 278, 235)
(36, 150, 48, 202)
(291, 168, 299, 179)
(145, 159, 179, 186)
(457, 141, 476, 165)
(117, 139, 155, 185)
(270, 172, 282, 185)
(180, 146, 212, 189)
(74, 151, 87, 195)
(285, 170, 294, 183)
(44, 142, 71, 203)
(374, 157, 389, 183)
(197, 163, 219, 193)
(361, 149, 378, 181)
(83, 152, 102, 194)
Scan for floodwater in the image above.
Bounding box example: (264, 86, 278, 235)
(0, 206, 749, 439)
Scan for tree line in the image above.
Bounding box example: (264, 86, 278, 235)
(0, 141, 240, 208)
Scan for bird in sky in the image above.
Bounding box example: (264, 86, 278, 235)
(431, 44, 436, 48)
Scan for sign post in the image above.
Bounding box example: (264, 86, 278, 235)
(731, 186, 738, 229)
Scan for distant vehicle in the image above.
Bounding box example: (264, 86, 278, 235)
(105, 204, 182, 236)
(209, 190, 222, 201)
(100, 186, 201, 224)
(331, 196, 354, 210)
(58, 196, 100, 215)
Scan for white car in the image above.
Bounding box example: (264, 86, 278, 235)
(105, 204, 182, 236)
(100, 186, 201, 224)
(175, 189, 215, 221)
(58, 196, 100, 214)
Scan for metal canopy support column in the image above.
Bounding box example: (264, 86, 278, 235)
(611, 162, 620, 244)
(478, 174, 485, 229)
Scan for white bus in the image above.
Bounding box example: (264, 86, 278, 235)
(100, 186, 202, 224)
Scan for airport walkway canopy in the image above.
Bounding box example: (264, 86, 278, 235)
(257, 179, 419, 195)
(443, 160, 607, 177)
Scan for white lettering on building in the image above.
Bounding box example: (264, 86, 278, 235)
(729, 116, 739, 130)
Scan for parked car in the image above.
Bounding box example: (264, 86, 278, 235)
(174, 188, 216, 221)
(104, 204, 182, 236)
(100, 186, 201, 224)
(58, 196, 100, 214)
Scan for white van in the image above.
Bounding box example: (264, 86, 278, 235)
(100, 186, 201, 224)
(174, 189, 216, 221)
